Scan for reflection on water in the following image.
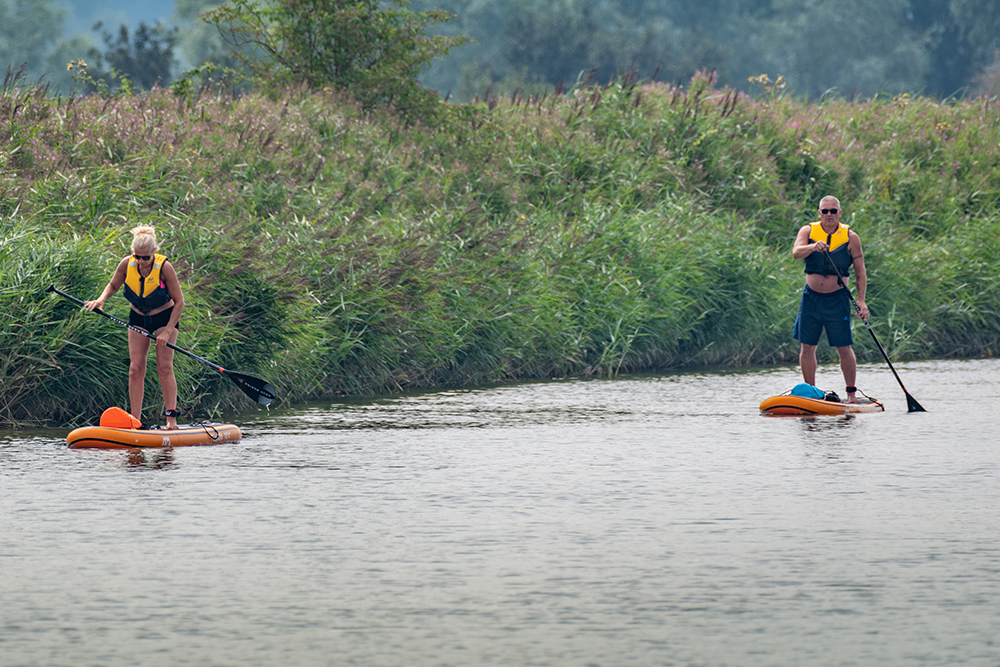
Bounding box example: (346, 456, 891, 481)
(798, 414, 862, 431)
(124, 448, 176, 469)
(1, 359, 998, 667)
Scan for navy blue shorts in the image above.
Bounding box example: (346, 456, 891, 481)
(793, 286, 853, 347)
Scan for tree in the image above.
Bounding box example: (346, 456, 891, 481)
(950, 0, 1000, 66)
(0, 0, 66, 83)
(172, 0, 248, 73)
(956, 0, 1000, 97)
(85, 22, 178, 91)
(902, 0, 974, 97)
(205, 0, 469, 119)
(499, 0, 728, 88)
(741, 0, 929, 99)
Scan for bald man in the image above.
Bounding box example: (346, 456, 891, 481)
(791, 195, 869, 403)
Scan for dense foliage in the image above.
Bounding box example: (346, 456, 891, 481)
(2, 71, 1000, 426)
(203, 0, 469, 119)
(83, 22, 179, 93)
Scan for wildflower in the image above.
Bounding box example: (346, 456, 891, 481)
(748, 73, 786, 100)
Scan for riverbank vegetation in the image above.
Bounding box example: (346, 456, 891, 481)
(3, 69, 1000, 426)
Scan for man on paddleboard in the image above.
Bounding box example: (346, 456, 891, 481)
(85, 226, 185, 429)
(792, 195, 869, 403)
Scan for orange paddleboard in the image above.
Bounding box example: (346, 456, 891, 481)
(68, 423, 241, 449)
(760, 394, 884, 416)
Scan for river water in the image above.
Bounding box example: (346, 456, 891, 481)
(2, 358, 998, 667)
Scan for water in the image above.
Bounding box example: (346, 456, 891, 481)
(2, 359, 999, 666)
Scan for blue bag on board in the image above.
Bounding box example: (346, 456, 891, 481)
(790, 383, 825, 399)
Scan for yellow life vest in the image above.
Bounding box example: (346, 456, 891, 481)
(123, 253, 172, 313)
(804, 222, 853, 277)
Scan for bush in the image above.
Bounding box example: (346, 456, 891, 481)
(205, 0, 469, 121)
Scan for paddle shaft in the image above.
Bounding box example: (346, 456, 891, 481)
(47, 285, 276, 405)
(821, 251, 926, 411)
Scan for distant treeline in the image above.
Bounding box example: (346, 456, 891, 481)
(414, 0, 1000, 101)
(1, 0, 999, 99)
(2, 70, 999, 426)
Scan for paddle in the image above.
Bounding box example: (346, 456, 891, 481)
(821, 252, 926, 412)
(47, 285, 277, 406)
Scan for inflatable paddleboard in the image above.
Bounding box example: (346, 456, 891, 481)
(759, 393, 884, 416)
(67, 406, 241, 449)
(67, 423, 242, 449)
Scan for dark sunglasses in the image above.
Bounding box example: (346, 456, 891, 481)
(133, 253, 152, 261)
(821, 208, 840, 214)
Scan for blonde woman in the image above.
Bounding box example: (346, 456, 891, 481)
(85, 226, 185, 429)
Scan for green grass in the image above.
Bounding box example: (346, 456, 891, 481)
(2, 74, 999, 426)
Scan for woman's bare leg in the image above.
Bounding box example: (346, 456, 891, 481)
(156, 327, 180, 429)
(128, 329, 151, 422)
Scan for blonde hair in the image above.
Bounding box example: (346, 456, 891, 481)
(131, 225, 158, 253)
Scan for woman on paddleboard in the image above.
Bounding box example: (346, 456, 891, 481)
(85, 226, 185, 429)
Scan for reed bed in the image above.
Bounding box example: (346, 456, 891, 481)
(2, 73, 999, 426)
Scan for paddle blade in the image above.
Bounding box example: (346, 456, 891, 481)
(905, 391, 927, 413)
(225, 370, 277, 406)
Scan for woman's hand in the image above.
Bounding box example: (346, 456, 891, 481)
(155, 329, 171, 348)
(83, 299, 104, 312)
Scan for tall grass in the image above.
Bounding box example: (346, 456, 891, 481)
(2, 72, 999, 426)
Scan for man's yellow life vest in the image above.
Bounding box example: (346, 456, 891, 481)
(804, 222, 853, 277)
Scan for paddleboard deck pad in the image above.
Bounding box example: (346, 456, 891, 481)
(68, 423, 242, 449)
(759, 394, 884, 416)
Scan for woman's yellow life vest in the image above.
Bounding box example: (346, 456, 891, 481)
(123, 253, 172, 313)
(804, 222, 853, 277)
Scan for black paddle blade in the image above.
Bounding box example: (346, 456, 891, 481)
(225, 370, 277, 406)
(905, 391, 927, 413)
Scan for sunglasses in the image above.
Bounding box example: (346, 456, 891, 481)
(821, 208, 840, 214)
(133, 253, 152, 261)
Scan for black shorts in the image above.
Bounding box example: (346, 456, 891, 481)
(129, 306, 179, 335)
